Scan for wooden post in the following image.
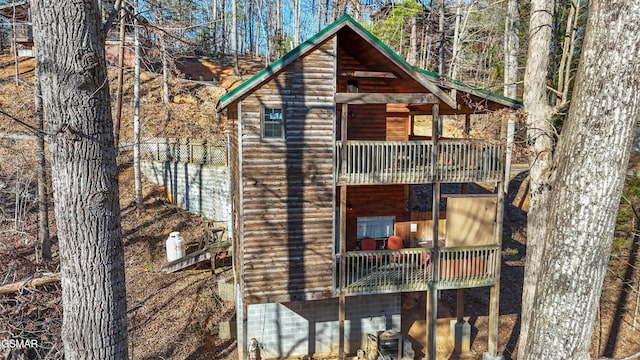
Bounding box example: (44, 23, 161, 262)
(338, 103, 349, 360)
(465, 113, 471, 137)
(488, 114, 509, 355)
(457, 289, 464, 323)
(427, 103, 441, 360)
(241, 301, 248, 360)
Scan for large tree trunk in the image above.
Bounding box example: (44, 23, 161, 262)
(518, 0, 556, 357)
(30, 1, 128, 358)
(520, 0, 640, 359)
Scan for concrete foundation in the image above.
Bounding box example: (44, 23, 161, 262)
(450, 319, 471, 355)
(219, 321, 237, 339)
(482, 352, 505, 360)
(240, 294, 401, 359)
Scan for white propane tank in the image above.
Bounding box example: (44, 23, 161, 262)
(166, 231, 185, 262)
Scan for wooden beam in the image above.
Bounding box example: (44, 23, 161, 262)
(429, 103, 441, 360)
(338, 70, 397, 79)
(335, 92, 439, 105)
(338, 103, 349, 360)
(488, 113, 509, 355)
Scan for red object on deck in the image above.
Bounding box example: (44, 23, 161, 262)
(386, 236, 404, 250)
(360, 237, 377, 251)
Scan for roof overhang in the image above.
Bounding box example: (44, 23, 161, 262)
(216, 15, 521, 113)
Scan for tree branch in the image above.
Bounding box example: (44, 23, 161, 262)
(102, 0, 123, 33)
(0, 273, 61, 295)
(0, 108, 47, 137)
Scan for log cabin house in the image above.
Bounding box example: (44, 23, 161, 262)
(0, 1, 142, 66)
(0, 1, 33, 57)
(216, 15, 520, 360)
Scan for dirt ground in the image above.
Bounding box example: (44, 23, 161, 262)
(0, 53, 639, 360)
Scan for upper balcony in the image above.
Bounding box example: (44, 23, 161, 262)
(335, 140, 504, 186)
(11, 23, 32, 43)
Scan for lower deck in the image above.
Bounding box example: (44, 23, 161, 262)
(338, 245, 499, 295)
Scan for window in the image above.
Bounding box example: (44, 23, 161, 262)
(262, 107, 284, 139)
(357, 216, 395, 240)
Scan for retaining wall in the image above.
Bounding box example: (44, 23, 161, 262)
(141, 160, 230, 222)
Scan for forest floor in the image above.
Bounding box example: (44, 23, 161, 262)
(0, 53, 639, 360)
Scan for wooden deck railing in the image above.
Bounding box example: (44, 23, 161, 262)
(12, 23, 32, 43)
(337, 245, 499, 295)
(335, 140, 504, 185)
(437, 245, 499, 290)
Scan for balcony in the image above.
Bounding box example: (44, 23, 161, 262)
(335, 140, 504, 185)
(11, 23, 32, 43)
(337, 245, 500, 295)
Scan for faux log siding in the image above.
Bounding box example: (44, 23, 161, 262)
(386, 116, 409, 141)
(342, 185, 408, 250)
(337, 46, 428, 93)
(239, 39, 337, 303)
(344, 104, 387, 141)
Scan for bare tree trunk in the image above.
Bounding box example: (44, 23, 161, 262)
(275, 0, 281, 58)
(255, 0, 263, 57)
(34, 69, 50, 261)
(12, 3, 18, 86)
(212, 0, 218, 53)
(503, 0, 520, 98)
(438, 0, 446, 76)
(518, 0, 556, 357)
(114, 4, 126, 146)
(448, 0, 466, 80)
(221, 0, 227, 53)
(161, 34, 170, 104)
(522, 1, 640, 358)
(407, 15, 418, 66)
(555, 0, 581, 108)
(293, 0, 301, 47)
(232, 0, 240, 76)
(133, 0, 142, 212)
(30, 0, 128, 358)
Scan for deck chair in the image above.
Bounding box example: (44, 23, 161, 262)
(387, 235, 404, 262)
(359, 237, 381, 264)
(360, 237, 378, 251)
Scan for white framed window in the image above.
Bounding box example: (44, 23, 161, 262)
(262, 107, 284, 140)
(357, 216, 395, 240)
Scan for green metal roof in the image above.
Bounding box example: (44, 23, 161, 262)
(217, 14, 355, 110)
(216, 14, 521, 111)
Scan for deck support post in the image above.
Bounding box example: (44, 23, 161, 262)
(452, 289, 471, 355)
(426, 288, 435, 359)
(238, 295, 247, 360)
(338, 103, 349, 360)
(456, 289, 464, 323)
(427, 103, 441, 360)
(485, 113, 509, 359)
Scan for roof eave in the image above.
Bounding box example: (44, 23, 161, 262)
(216, 16, 352, 112)
(340, 20, 457, 109)
(217, 15, 460, 112)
